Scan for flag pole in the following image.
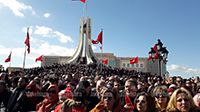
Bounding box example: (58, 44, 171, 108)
(23, 27, 29, 69)
(23, 45, 27, 69)
(100, 29, 103, 74)
(9, 61, 11, 67)
(82, 0, 87, 19)
(100, 46, 103, 74)
(9, 51, 12, 67)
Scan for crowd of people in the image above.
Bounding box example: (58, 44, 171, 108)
(0, 63, 200, 112)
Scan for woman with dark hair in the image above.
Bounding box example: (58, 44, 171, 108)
(61, 87, 87, 112)
(90, 88, 122, 112)
(133, 92, 156, 112)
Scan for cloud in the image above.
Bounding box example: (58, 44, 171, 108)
(43, 13, 50, 18)
(34, 25, 73, 43)
(167, 64, 200, 75)
(0, 38, 75, 68)
(0, 0, 36, 17)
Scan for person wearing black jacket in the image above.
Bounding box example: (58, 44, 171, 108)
(6, 77, 32, 112)
(0, 80, 12, 111)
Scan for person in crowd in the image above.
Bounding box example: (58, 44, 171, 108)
(133, 92, 156, 112)
(10, 76, 19, 92)
(36, 84, 59, 112)
(137, 82, 146, 93)
(166, 77, 175, 87)
(193, 93, 200, 108)
(166, 87, 199, 112)
(61, 87, 87, 112)
(0, 80, 11, 111)
(6, 76, 32, 112)
(176, 76, 183, 88)
(122, 79, 138, 111)
(79, 80, 99, 111)
(153, 85, 169, 112)
(54, 88, 73, 112)
(90, 88, 122, 112)
(26, 79, 43, 111)
(95, 79, 106, 99)
(113, 79, 121, 93)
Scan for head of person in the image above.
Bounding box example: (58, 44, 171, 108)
(125, 79, 137, 98)
(167, 77, 174, 84)
(57, 90, 65, 100)
(77, 80, 91, 96)
(156, 76, 163, 85)
(185, 80, 193, 92)
(134, 92, 155, 112)
(101, 88, 118, 111)
(166, 87, 197, 112)
(96, 80, 106, 94)
(153, 85, 169, 110)
(176, 77, 183, 87)
(113, 80, 120, 92)
(11, 76, 20, 88)
(0, 80, 6, 93)
(18, 77, 29, 89)
(73, 87, 87, 103)
(193, 93, 200, 108)
(46, 84, 59, 102)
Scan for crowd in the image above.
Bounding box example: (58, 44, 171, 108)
(0, 63, 200, 112)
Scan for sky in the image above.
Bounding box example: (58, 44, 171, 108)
(0, 0, 200, 78)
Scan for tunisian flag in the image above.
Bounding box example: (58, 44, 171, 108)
(102, 59, 108, 65)
(35, 55, 43, 62)
(25, 28, 30, 54)
(72, 0, 86, 3)
(130, 56, 138, 64)
(92, 31, 103, 45)
(154, 52, 159, 59)
(5, 52, 12, 63)
(80, 0, 86, 3)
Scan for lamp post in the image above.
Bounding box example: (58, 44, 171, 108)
(148, 39, 169, 77)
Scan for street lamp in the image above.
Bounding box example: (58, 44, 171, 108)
(148, 39, 169, 77)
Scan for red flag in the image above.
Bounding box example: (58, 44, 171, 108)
(130, 56, 138, 64)
(72, 0, 86, 3)
(154, 52, 159, 59)
(25, 28, 30, 54)
(92, 31, 103, 45)
(80, 0, 86, 3)
(102, 59, 108, 65)
(148, 56, 152, 61)
(153, 44, 157, 51)
(92, 40, 98, 44)
(35, 55, 43, 62)
(5, 52, 12, 63)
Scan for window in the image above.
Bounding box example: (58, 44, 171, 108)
(140, 64, 143, 68)
(123, 63, 126, 67)
(127, 63, 130, 67)
(136, 64, 139, 67)
(132, 64, 134, 67)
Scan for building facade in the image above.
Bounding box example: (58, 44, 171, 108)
(42, 52, 167, 76)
